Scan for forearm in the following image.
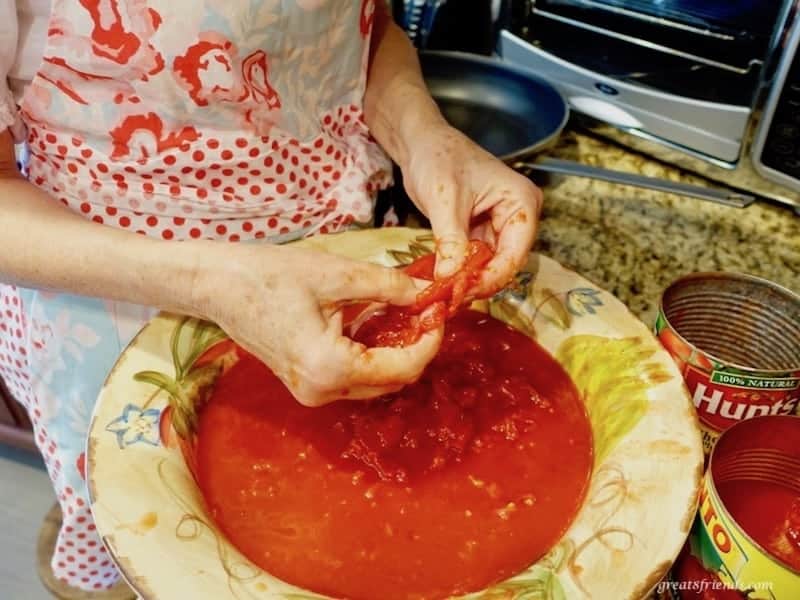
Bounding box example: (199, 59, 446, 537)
(0, 173, 201, 314)
(363, 4, 447, 170)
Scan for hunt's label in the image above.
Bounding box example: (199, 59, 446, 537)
(709, 372, 800, 391)
(686, 366, 799, 434)
(654, 310, 800, 454)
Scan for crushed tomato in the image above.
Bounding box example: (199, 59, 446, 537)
(409, 239, 494, 315)
(195, 309, 593, 600)
(345, 239, 493, 348)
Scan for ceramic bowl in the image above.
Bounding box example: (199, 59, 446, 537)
(87, 227, 703, 600)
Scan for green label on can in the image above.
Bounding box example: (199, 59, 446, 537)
(709, 372, 800, 390)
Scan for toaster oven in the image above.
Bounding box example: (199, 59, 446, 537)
(497, 0, 800, 212)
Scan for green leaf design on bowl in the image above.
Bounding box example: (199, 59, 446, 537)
(556, 335, 672, 463)
(388, 234, 435, 266)
(133, 317, 229, 438)
(473, 566, 567, 600)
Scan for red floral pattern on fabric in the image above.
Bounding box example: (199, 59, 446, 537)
(25, 0, 165, 123)
(173, 36, 281, 134)
(38, 58, 118, 106)
(360, 0, 375, 37)
(173, 33, 249, 107)
(10, 3, 389, 588)
(79, 0, 164, 77)
(109, 113, 200, 162)
(242, 50, 280, 109)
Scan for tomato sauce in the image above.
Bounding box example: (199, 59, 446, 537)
(195, 309, 593, 599)
(717, 481, 800, 571)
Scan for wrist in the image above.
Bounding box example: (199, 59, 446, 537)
(398, 99, 449, 170)
(367, 78, 447, 171)
(169, 239, 228, 320)
(135, 238, 228, 320)
(177, 240, 287, 323)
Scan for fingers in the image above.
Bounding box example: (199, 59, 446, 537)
(476, 183, 540, 296)
(291, 325, 443, 406)
(292, 381, 406, 407)
(322, 261, 422, 306)
(347, 326, 443, 386)
(470, 219, 498, 250)
(432, 227, 469, 280)
(330, 382, 406, 402)
(424, 186, 471, 279)
(283, 302, 444, 406)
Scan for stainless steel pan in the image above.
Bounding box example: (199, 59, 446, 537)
(420, 51, 755, 208)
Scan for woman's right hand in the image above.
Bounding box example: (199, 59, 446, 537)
(1, 130, 440, 406)
(189, 242, 443, 407)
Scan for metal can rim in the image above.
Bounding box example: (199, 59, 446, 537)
(706, 414, 800, 577)
(659, 271, 800, 375)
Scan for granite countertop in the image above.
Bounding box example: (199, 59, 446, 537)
(533, 129, 800, 327)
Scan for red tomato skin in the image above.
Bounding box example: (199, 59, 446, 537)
(193, 339, 238, 368)
(342, 241, 493, 350)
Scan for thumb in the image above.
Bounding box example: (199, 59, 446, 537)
(429, 218, 469, 279)
(413, 179, 470, 278)
(326, 262, 421, 306)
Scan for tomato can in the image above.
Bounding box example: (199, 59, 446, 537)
(655, 272, 800, 455)
(658, 415, 800, 599)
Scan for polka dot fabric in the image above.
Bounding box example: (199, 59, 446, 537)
(52, 488, 118, 589)
(0, 284, 160, 591)
(26, 104, 391, 242)
(0, 286, 29, 403)
(2, 0, 391, 592)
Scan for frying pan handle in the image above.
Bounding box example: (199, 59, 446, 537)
(515, 158, 755, 209)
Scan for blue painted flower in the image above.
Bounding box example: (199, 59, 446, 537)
(106, 404, 161, 449)
(494, 271, 535, 302)
(566, 287, 604, 316)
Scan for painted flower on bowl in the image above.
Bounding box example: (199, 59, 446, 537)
(106, 403, 161, 449)
(566, 288, 604, 316)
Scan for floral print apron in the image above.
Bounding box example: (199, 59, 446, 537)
(0, 0, 387, 590)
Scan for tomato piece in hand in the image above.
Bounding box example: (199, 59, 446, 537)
(352, 308, 419, 348)
(402, 252, 436, 280)
(346, 240, 494, 349)
(410, 240, 494, 315)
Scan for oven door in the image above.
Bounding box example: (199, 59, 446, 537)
(506, 0, 794, 105)
(500, 0, 795, 163)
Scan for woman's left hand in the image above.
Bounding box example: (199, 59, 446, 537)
(400, 124, 542, 297)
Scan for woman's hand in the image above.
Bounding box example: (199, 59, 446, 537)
(189, 242, 442, 407)
(401, 124, 542, 297)
(1, 130, 440, 410)
(364, 5, 539, 297)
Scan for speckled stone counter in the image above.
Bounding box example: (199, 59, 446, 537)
(534, 130, 800, 327)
